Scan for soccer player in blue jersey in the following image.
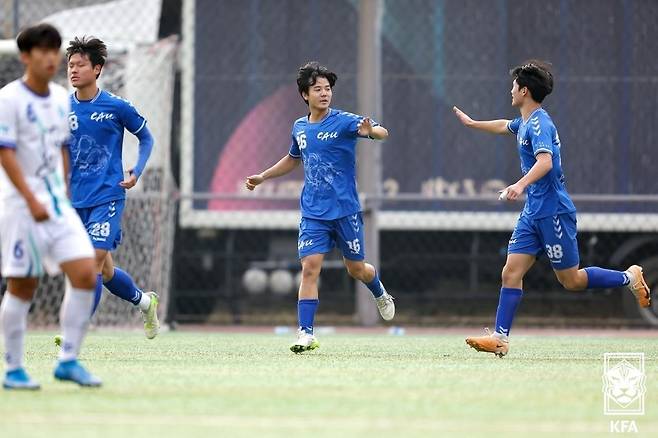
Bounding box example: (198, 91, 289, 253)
(453, 61, 651, 357)
(64, 36, 159, 338)
(246, 62, 395, 353)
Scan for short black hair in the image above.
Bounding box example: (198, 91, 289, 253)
(510, 60, 554, 103)
(66, 36, 108, 77)
(16, 23, 62, 53)
(296, 61, 337, 104)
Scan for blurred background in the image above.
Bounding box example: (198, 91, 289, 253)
(1, 0, 657, 328)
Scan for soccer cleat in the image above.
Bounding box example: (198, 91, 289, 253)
(626, 265, 651, 308)
(54, 335, 63, 347)
(142, 292, 160, 339)
(375, 291, 395, 321)
(3, 368, 40, 390)
(54, 360, 102, 387)
(290, 329, 320, 354)
(465, 328, 510, 358)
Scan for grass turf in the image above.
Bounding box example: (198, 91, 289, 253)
(0, 331, 656, 437)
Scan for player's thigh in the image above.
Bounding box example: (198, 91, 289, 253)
(84, 200, 125, 251)
(536, 213, 579, 270)
(334, 213, 365, 261)
(0, 211, 46, 279)
(507, 215, 543, 260)
(297, 217, 334, 259)
(45, 208, 96, 287)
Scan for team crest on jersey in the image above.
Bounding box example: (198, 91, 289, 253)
(91, 112, 115, 122)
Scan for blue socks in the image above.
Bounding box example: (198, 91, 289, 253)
(494, 288, 523, 337)
(91, 274, 103, 316)
(364, 270, 385, 298)
(298, 299, 319, 334)
(584, 267, 629, 289)
(103, 267, 143, 306)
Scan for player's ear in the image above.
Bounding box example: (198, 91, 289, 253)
(94, 64, 102, 78)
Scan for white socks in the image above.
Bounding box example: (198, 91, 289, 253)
(137, 292, 151, 312)
(1, 292, 31, 372)
(58, 286, 94, 362)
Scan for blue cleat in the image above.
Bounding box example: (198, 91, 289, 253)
(3, 368, 41, 390)
(54, 360, 102, 387)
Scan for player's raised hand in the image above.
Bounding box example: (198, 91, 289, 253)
(453, 106, 475, 127)
(357, 117, 374, 137)
(119, 169, 138, 189)
(27, 197, 49, 222)
(245, 174, 264, 191)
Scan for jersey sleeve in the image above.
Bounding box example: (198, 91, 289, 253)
(0, 93, 17, 148)
(288, 125, 301, 158)
(507, 117, 521, 135)
(120, 99, 147, 134)
(344, 112, 380, 138)
(529, 115, 554, 156)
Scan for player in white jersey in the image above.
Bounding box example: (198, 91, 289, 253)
(0, 24, 101, 389)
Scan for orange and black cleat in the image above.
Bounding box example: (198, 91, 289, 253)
(465, 328, 509, 358)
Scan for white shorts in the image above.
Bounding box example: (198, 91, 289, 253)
(0, 206, 94, 277)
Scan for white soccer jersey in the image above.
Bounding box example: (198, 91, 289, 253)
(0, 79, 71, 217)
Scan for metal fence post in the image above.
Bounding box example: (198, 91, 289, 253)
(356, 0, 383, 326)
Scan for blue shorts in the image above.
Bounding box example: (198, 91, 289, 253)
(508, 212, 579, 270)
(298, 213, 365, 260)
(75, 199, 125, 251)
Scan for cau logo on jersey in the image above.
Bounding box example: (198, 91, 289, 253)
(90, 112, 115, 122)
(317, 131, 338, 141)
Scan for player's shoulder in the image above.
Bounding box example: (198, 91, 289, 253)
(531, 108, 555, 127)
(293, 115, 308, 128)
(333, 109, 361, 121)
(102, 90, 137, 109)
(48, 82, 69, 101)
(0, 79, 22, 100)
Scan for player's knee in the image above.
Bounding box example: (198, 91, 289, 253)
(300, 260, 321, 281)
(69, 262, 97, 290)
(501, 264, 523, 285)
(345, 262, 366, 280)
(558, 276, 583, 291)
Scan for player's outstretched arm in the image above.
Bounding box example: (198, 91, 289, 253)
(358, 117, 388, 140)
(0, 148, 49, 221)
(453, 106, 511, 135)
(245, 154, 301, 191)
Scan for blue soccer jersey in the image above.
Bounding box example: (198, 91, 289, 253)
(288, 108, 376, 220)
(507, 108, 576, 219)
(68, 89, 147, 208)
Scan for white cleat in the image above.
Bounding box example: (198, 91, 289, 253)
(376, 291, 395, 321)
(142, 292, 160, 339)
(290, 329, 320, 354)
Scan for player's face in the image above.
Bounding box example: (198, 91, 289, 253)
(510, 79, 526, 107)
(304, 77, 332, 111)
(20, 47, 61, 82)
(68, 53, 100, 88)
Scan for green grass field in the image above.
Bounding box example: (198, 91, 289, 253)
(0, 330, 656, 437)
